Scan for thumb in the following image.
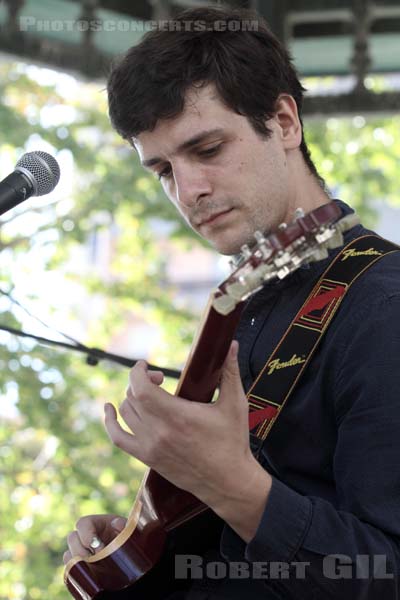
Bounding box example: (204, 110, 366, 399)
(111, 516, 127, 532)
(219, 340, 242, 394)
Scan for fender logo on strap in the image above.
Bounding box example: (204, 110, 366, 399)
(267, 354, 306, 375)
(341, 247, 383, 261)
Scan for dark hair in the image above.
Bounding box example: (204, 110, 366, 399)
(107, 6, 323, 185)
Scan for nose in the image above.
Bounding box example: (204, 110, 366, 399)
(173, 162, 212, 209)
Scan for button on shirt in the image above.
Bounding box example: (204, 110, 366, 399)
(195, 200, 400, 599)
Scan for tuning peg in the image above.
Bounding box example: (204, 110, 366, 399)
(253, 230, 266, 243)
(213, 294, 236, 316)
(228, 258, 237, 271)
(253, 230, 273, 260)
(240, 243, 252, 258)
(294, 208, 305, 219)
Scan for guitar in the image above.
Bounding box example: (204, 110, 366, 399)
(64, 201, 358, 599)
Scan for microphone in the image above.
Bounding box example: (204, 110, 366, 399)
(0, 151, 61, 216)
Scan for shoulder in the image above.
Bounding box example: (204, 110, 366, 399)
(323, 230, 400, 356)
(341, 227, 400, 305)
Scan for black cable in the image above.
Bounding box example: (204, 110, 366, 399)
(0, 286, 89, 351)
(0, 323, 182, 379)
(0, 287, 182, 378)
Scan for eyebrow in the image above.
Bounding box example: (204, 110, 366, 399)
(141, 128, 225, 169)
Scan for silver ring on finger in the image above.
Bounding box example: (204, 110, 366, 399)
(89, 536, 102, 552)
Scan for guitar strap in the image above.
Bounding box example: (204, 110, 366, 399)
(246, 234, 400, 454)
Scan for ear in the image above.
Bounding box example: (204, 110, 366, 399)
(273, 94, 302, 151)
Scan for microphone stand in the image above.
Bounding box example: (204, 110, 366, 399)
(0, 323, 181, 379)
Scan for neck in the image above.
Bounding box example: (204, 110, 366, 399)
(284, 153, 331, 223)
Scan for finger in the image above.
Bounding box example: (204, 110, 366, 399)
(119, 398, 142, 434)
(111, 516, 127, 532)
(67, 531, 91, 559)
(63, 550, 72, 564)
(129, 369, 164, 386)
(129, 360, 166, 398)
(128, 360, 150, 396)
(128, 369, 174, 417)
(131, 360, 148, 376)
(148, 370, 164, 385)
(104, 403, 144, 460)
(75, 515, 106, 553)
(123, 387, 142, 421)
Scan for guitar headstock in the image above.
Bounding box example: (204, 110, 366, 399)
(212, 202, 359, 315)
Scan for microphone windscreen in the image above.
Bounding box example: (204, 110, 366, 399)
(15, 151, 61, 196)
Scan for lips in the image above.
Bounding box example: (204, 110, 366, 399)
(197, 209, 233, 227)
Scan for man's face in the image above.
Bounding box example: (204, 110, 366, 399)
(134, 85, 296, 255)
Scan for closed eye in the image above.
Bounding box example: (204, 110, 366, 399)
(157, 144, 223, 180)
(198, 144, 222, 157)
(157, 165, 172, 180)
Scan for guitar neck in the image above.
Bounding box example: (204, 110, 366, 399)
(175, 296, 244, 403)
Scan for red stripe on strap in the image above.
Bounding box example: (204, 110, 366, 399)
(249, 405, 278, 430)
(298, 285, 346, 319)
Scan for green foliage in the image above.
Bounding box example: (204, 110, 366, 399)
(0, 334, 147, 600)
(0, 59, 399, 600)
(305, 113, 400, 223)
(0, 61, 197, 600)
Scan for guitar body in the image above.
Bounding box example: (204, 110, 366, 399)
(99, 509, 224, 600)
(65, 469, 224, 598)
(64, 202, 352, 599)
